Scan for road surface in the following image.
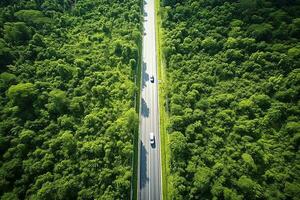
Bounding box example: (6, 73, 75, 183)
(138, 0, 161, 199)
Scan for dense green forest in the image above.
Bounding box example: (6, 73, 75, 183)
(161, 0, 300, 199)
(0, 0, 141, 199)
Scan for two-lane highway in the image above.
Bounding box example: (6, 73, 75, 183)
(138, 0, 161, 199)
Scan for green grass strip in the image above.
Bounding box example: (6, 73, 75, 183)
(155, 0, 170, 199)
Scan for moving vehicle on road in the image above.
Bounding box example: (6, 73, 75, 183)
(150, 132, 155, 145)
(150, 75, 154, 83)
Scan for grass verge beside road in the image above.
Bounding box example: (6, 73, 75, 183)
(132, 29, 143, 200)
(155, 0, 170, 199)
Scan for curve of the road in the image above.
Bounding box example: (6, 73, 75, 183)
(138, 0, 161, 199)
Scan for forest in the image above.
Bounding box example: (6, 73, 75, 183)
(0, 0, 142, 199)
(160, 0, 300, 199)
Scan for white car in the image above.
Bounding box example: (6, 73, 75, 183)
(150, 132, 155, 145)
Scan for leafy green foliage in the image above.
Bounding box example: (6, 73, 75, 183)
(161, 0, 300, 199)
(7, 82, 36, 109)
(3, 22, 32, 44)
(0, 40, 14, 68)
(14, 9, 51, 28)
(0, 0, 141, 199)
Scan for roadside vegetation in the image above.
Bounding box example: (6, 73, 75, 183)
(0, 0, 142, 199)
(160, 0, 300, 199)
(155, 0, 170, 199)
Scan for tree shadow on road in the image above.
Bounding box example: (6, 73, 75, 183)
(141, 98, 149, 117)
(142, 61, 149, 89)
(140, 142, 149, 190)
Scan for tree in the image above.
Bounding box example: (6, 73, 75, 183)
(0, 0, 141, 199)
(248, 23, 273, 41)
(192, 167, 213, 195)
(0, 72, 16, 91)
(236, 176, 262, 199)
(35, 181, 56, 200)
(162, 0, 181, 6)
(284, 182, 300, 200)
(3, 22, 32, 44)
(289, 18, 300, 38)
(30, 33, 46, 47)
(14, 10, 51, 28)
(250, 94, 271, 110)
(239, 0, 257, 12)
(70, 96, 84, 114)
(223, 188, 243, 200)
(124, 108, 138, 133)
(241, 153, 257, 171)
(7, 83, 36, 109)
(0, 40, 14, 68)
(169, 173, 187, 200)
(0, 192, 19, 200)
(54, 131, 76, 158)
(19, 129, 35, 145)
(160, 0, 299, 198)
(170, 131, 188, 161)
(201, 37, 218, 53)
(46, 89, 68, 115)
(237, 99, 255, 117)
(287, 47, 300, 59)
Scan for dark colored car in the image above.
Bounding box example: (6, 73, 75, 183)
(150, 76, 154, 83)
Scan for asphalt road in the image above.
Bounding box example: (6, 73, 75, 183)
(138, 0, 162, 199)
